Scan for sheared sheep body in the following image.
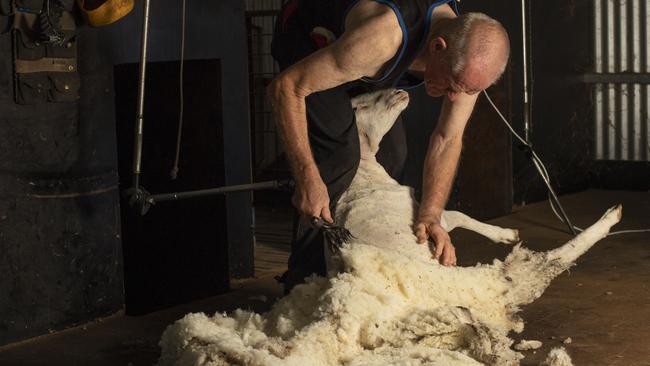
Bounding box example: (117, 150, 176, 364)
(158, 90, 621, 366)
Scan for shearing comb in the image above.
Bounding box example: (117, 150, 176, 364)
(311, 217, 355, 254)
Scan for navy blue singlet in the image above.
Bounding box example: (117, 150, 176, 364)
(274, 0, 459, 89)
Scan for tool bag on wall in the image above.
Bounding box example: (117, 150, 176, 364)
(11, 0, 79, 104)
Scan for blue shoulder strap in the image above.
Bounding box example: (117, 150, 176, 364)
(359, 0, 460, 88)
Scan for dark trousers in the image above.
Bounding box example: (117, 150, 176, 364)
(279, 83, 408, 291)
(272, 8, 408, 291)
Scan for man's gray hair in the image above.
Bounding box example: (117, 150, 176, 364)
(438, 12, 510, 77)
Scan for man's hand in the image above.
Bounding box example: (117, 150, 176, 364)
(414, 215, 456, 266)
(292, 170, 333, 225)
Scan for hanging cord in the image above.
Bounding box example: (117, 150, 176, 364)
(526, 0, 534, 138)
(170, 0, 187, 180)
(482, 91, 650, 237)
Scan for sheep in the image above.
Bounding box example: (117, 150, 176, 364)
(157, 89, 622, 366)
(329, 89, 520, 271)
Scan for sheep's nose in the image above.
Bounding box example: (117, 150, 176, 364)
(395, 89, 409, 100)
(393, 89, 406, 97)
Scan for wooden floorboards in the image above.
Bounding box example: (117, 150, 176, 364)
(253, 205, 292, 278)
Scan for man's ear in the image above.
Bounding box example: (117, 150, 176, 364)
(429, 36, 447, 54)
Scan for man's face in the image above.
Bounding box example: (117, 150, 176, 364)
(423, 56, 487, 102)
(423, 55, 457, 99)
(423, 40, 495, 102)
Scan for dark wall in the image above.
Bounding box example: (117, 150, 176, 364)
(457, 0, 650, 206)
(0, 0, 254, 345)
(461, 0, 633, 205)
(0, 25, 124, 345)
(510, 0, 593, 204)
(97, 0, 254, 277)
(507, 1, 650, 202)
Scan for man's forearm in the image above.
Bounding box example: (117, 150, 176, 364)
(418, 93, 476, 220)
(418, 133, 462, 220)
(267, 74, 333, 222)
(268, 77, 319, 183)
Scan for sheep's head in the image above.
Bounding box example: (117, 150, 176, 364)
(351, 89, 409, 155)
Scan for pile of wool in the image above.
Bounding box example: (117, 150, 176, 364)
(158, 239, 577, 366)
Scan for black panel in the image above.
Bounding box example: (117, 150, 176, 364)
(114, 59, 229, 315)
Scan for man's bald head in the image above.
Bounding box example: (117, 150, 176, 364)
(436, 12, 510, 85)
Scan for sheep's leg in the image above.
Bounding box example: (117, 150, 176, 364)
(547, 204, 622, 264)
(441, 210, 519, 244)
(501, 205, 622, 308)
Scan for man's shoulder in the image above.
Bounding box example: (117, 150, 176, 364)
(343, 0, 402, 53)
(345, 0, 401, 33)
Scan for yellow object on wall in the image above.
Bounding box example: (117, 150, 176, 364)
(77, 0, 134, 27)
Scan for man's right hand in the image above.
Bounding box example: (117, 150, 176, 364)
(292, 170, 333, 225)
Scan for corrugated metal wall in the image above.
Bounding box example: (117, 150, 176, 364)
(593, 0, 650, 161)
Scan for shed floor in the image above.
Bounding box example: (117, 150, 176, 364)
(0, 189, 648, 366)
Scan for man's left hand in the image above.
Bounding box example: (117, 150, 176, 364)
(414, 216, 457, 266)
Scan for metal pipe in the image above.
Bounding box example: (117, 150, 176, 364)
(148, 180, 287, 203)
(520, 0, 531, 143)
(132, 0, 152, 189)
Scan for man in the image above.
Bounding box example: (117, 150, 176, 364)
(268, 0, 510, 290)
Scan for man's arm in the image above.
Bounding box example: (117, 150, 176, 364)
(267, 10, 400, 223)
(414, 92, 478, 265)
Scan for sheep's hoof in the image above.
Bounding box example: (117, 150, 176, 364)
(507, 229, 520, 244)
